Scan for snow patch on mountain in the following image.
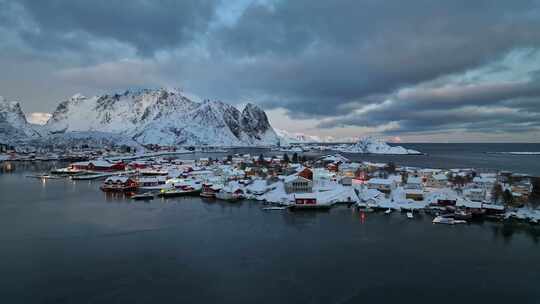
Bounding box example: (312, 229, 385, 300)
(275, 129, 327, 144)
(335, 136, 422, 154)
(26, 112, 52, 125)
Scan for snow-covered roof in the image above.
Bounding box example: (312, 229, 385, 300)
(433, 174, 448, 181)
(295, 193, 317, 199)
(482, 203, 505, 210)
(367, 178, 394, 185)
(138, 176, 166, 182)
(105, 176, 130, 183)
(73, 159, 114, 167)
(321, 154, 350, 162)
(472, 176, 496, 183)
(407, 177, 422, 184)
(405, 189, 424, 195)
(284, 174, 310, 183)
(464, 188, 484, 194)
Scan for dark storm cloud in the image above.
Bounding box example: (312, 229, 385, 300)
(318, 76, 540, 134)
(12, 0, 218, 55)
(212, 0, 540, 114)
(1, 0, 540, 139)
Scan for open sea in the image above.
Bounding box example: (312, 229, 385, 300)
(1, 143, 539, 303)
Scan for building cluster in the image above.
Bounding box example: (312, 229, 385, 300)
(15, 149, 540, 222)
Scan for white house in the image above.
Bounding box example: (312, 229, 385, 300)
(427, 174, 448, 188)
(366, 178, 396, 193)
(472, 176, 496, 190)
(464, 188, 485, 202)
(405, 176, 423, 190)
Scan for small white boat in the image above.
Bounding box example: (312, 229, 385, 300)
(432, 216, 467, 225)
(26, 174, 62, 180)
(71, 173, 113, 180)
(262, 206, 288, 211)
(385, 209, 392, 215)
(406, 212, 414, 219)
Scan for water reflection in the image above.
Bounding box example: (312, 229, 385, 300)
(492, 222, 540, 244)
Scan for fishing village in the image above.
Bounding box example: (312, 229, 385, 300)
(3, 145, 540, 227)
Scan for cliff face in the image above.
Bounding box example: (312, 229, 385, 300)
(0, 97, 42, 144)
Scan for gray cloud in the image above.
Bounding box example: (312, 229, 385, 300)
(318, 79, 540, 135)
(211, 0, 540, 108)
(1, 0, 540, 140)
(12, 0, 218, 56)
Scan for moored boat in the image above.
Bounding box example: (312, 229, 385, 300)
(200, 183, 222, 198)
(433, 216, 467, 225)
(26, 174, 63, 180)
(71, 173, 114, 180)
(131, 192, 155, 200)
(158, 187, 201, 198)
(262, 206, 289, 211)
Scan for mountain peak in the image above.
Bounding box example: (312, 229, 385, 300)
(71, 93, 86, 100)
(41, 88, 279, 146)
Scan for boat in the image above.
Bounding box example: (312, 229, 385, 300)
(453, 210, 473, 220)
(26, 174, 62, 180)
(131, 192, 155, 200)
(50, 167, 85, 175)
(262, 206, 289, 211)
(385, 209, 392, 215)
(200, 183, 222, 198)
(406, 212, 414, 219)
(158, 187, 201, 198)
(433, 216, 467, 225)
(71, 173, 114, 180)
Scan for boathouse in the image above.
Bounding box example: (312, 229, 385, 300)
(294, 193, 317, 205)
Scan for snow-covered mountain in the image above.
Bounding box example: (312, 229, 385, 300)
(335, 136, 422, 154)
(275, 129, 324, 144)
(45, 88, 279, 146)
(275, 129, 362, 144)
(0, 96, 43, 144)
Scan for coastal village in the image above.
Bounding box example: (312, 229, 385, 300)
(3, 145, 540, 226)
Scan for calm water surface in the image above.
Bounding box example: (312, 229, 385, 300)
(1, 144, 540, 303)
(343, 143, 540, 175)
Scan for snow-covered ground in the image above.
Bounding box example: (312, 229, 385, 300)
(261, 181, 357, 206)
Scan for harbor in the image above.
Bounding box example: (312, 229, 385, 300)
(7, 146, 539, 226)
(2, 144, 540, 303)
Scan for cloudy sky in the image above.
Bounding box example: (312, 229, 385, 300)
(1, 0, 540, 142)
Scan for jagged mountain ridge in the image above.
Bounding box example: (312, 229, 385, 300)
(2, 88, 279, 146)
(0, 97, 44, 144)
